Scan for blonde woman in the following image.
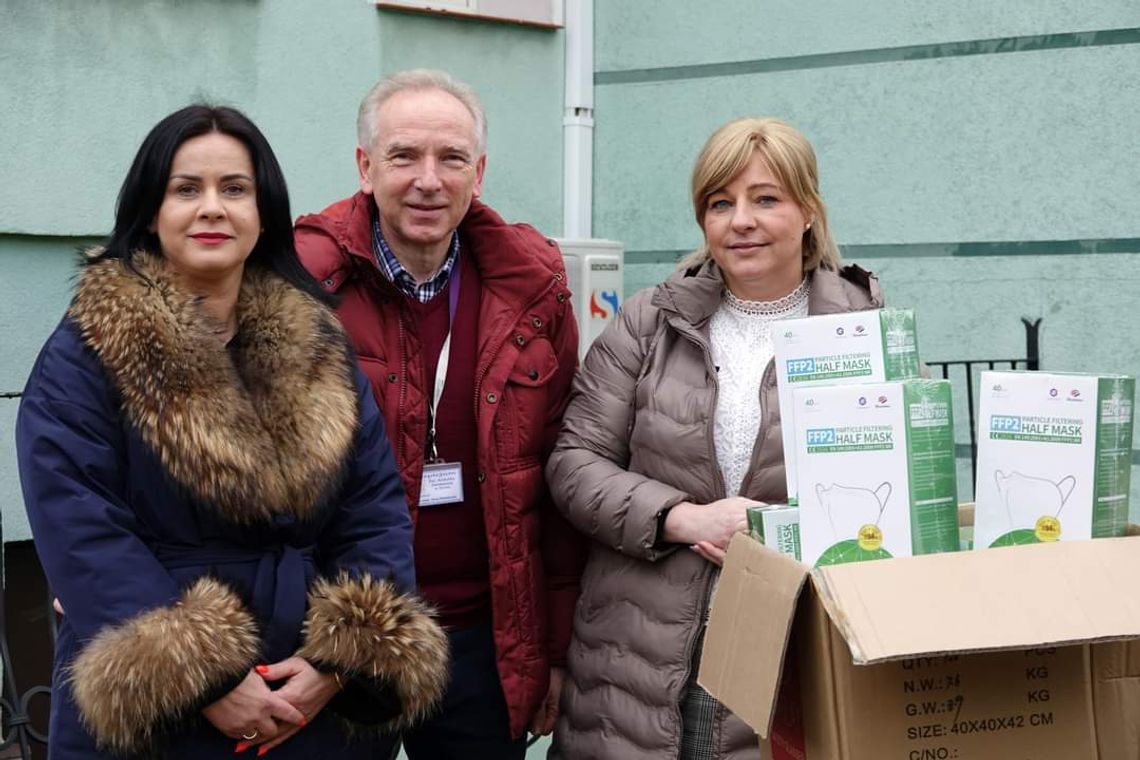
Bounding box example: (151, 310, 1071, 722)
(547, 118, 887, 759)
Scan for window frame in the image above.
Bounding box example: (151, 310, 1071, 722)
(375, 0, 564, 29)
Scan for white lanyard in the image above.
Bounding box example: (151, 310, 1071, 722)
(426, 261, 461, 462)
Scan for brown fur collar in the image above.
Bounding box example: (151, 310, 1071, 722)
(69, 253, 358, 524)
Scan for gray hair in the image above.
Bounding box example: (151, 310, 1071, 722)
(357, 69, 487, 155)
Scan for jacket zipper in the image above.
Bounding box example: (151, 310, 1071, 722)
(670, 316, 725, 757)
(685, 332, 778, 754)
(701, 354, 783, 753)
(470, 275, 560, 648)
(735, 357, 776, 497)
(396, 311, 408, 469)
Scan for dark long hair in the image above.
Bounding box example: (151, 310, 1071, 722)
(94, 104, 332, 305)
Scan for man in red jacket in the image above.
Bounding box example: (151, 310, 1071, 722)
(295, 69, 584, 759)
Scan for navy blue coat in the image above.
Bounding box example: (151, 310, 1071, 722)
(17, 257, 448, 759)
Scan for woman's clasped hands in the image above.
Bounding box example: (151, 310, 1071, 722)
(662, 496, 762, 565)
(202, 657, 340, 756)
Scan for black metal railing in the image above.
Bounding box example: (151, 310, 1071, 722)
(0, 669, 49, 759)
(1, 387, 50, 759)
(927, 317, 1042, 488)
(0, 529, 50, 758)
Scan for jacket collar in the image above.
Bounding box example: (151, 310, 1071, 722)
(296, 192, 375, 285)
(651, 259, 884, 327)
(69, 253, 359, 524)
(458, 198, 566, 307)
(808, 262, 884, 315)
(300, 192, 566, 308)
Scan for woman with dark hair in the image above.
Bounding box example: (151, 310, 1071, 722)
(16, 104, 448, 758)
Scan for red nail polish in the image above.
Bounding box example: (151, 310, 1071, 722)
(255, 664, 269, 675)
(298, 717, 307, 727)
(235, 741, 251, 754)
(257, 746, 270, 757)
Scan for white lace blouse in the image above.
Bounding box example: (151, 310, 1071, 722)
(709, 279, 811, 496)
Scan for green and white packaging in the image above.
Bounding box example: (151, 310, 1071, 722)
(974, 371, 1135, 549)
(746, 505, 801, 560)
(774, 309, 921, 506)
(792, 379, 959, 566)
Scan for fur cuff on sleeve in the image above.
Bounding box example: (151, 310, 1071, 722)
(297, 573, 449, 727)
(69, 577, 260, 754)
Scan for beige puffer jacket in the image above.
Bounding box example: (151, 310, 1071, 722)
(547, 261, 883, 760)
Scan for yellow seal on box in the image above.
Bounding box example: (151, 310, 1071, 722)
(1034, 515, 1061, 542)
(857, 524, 883, 551)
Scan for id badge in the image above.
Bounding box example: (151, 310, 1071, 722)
(419, 461, 464, 507)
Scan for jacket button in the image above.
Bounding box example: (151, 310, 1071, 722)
(554, 272, 564, 282)
(528, 369, 539, 381)
(486, 392, 498, 403)
(387, 373, 397, 383)
(546, 239, 556, 247)
(515, 334, 525, 346)
(531, 317, 542, 329)
(556, 292, 566, 303)
(477, 471, 486, 482)
(323, 277, 334, 286)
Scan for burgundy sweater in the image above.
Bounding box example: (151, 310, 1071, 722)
(407, 253, 491, 629)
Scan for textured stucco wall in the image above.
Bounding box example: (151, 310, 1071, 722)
(0, 1, 563, 235)
(0, 239, 82, 542)
(0, 1, 564, 542)
(4, 0, 1139, 539)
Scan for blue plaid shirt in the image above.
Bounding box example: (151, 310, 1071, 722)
(372, 214, 460, 303)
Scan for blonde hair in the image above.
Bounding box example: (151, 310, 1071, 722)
(679, 117, 841, 273)
(357, 69, 487, 155)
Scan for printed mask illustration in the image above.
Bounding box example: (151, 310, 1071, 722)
(816, 482, 892, 540)
(994, 470, 1076, 531)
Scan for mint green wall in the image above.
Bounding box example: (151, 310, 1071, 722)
(5, 1, 1139, 537)
(376, 13, 564, 224)
(596, 2, 1140, 512)
(0, 1, 564, 542)
(0, 239, 82, 542)
(597, 1, 1137, 70)
(0, 2, 563, 235)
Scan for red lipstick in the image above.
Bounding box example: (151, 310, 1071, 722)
(190, 232, 232, 244)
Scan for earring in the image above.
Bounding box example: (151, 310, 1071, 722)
(804, 221, 813, 231)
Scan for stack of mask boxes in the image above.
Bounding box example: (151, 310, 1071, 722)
(972, 371, 1134, 548)
(701, 314, 1140, 760)
(772, 309, 960, 566)
(746, 505, 801, 561)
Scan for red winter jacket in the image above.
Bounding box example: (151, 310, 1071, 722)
(295, 193, 586, 738)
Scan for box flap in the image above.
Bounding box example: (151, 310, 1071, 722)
(812, 537, 1140, 665)
(958, 502, 975, 527)
(699, 533, 810, 736)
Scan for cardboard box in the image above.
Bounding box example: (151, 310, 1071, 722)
(1092, 639, 1140, 758)
(747, 505, 801, 560)
(974, 371, 1135, 548)
(793, 380, 959, 566)
(774, 308, 922, 506)
(699, 533, 1140, 759)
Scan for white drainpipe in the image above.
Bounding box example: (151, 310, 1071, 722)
(562, 0, 594, 239)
